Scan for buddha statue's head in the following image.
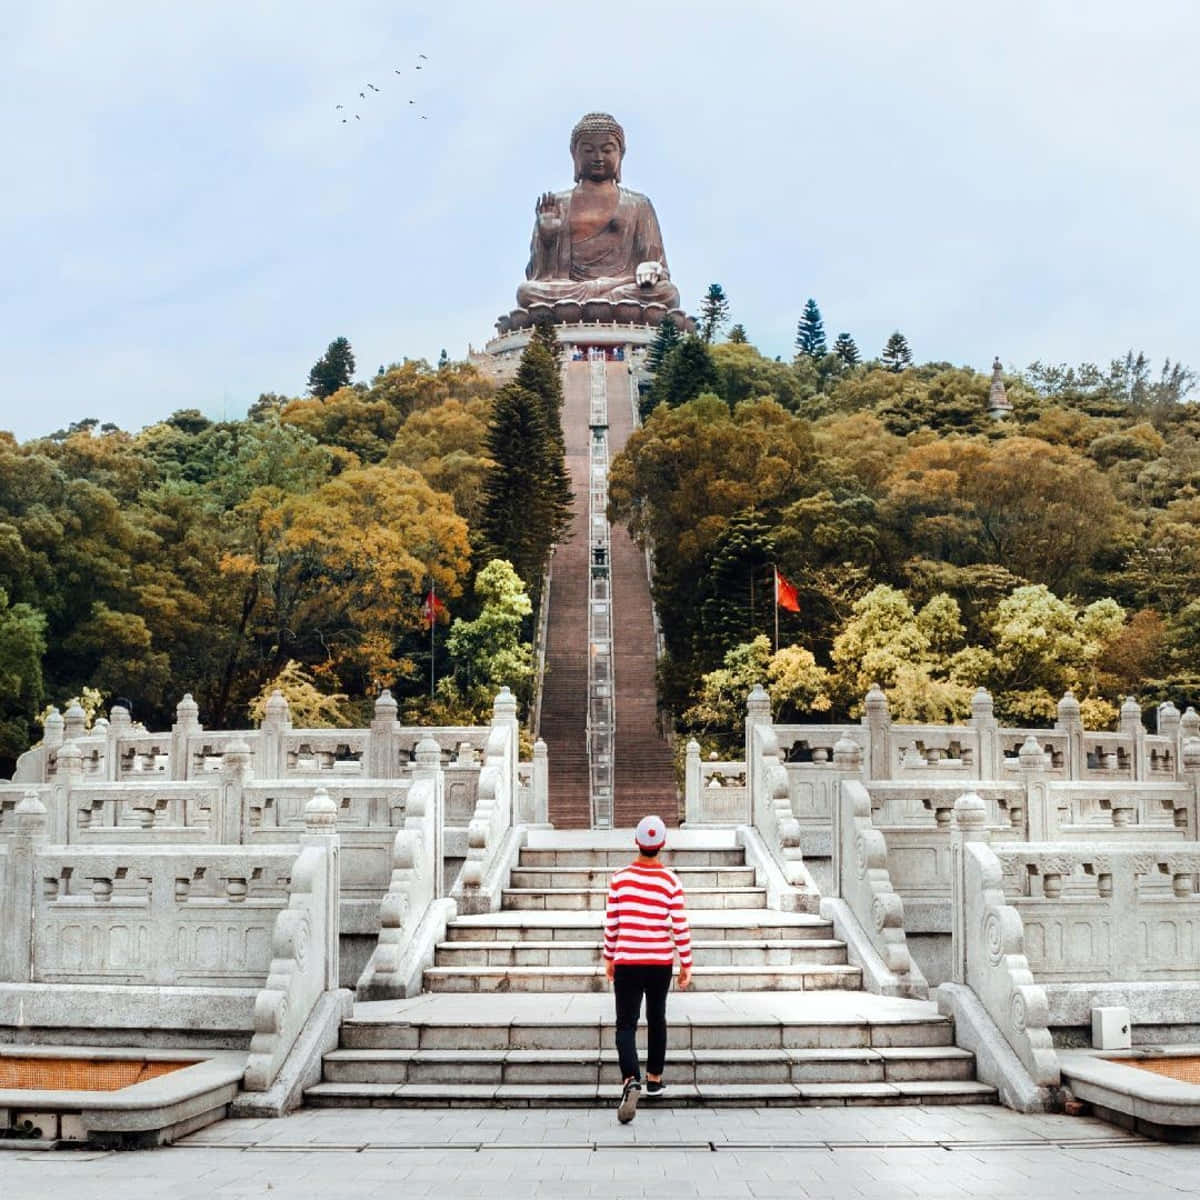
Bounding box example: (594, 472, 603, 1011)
(571, 112, 625, 184)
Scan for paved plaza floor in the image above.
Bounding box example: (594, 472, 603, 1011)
(3, 1104, 1200, 1198)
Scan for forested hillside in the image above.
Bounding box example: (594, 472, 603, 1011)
(611, 327, 1200, 754)
(0, 330, 573, 774)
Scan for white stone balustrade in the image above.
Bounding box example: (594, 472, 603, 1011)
(832, 779, 925, 998)
(949, 793, 1060, 1089)
(453, 688, 521, 914)
(684, 740, 749, 825)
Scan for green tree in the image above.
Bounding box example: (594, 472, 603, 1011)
(649, 336, 720, 413)
(795, 299, 827, 359)
(646, 317, 682, 374)
(881, 331, 913, 372)
(833, 332, 860, 366)
(442, 559, 534, 713)
(515, 328, 572, 517)
(307, 336, 357, 398)
(0, 589, 46, 769)
(727, 323, 749, 344)
(698, 283, 730, 344)
(480, 384, 567, 596)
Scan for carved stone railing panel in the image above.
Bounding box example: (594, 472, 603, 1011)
(989, 841, 1200, 983)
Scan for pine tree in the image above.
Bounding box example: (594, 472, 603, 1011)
(696, 513, 776, 667)
(833, 332, 860, 366)
(698, 283, 730, 344)
(650, 335, 720, 413)
(795, 299, 827, 359)
(479, 384, 567, 593)
(728, 324, 749, 344)
(646, 317, 682, 373)
(514, 330, 572, 518)
(307, 336, 356, 398)
(881, 331, 913, 372)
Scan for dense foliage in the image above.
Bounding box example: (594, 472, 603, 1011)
(613, 336, 1200, 755)
(0, 344, 569, 772)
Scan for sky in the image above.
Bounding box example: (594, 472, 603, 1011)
(4, 1, 1199, 441)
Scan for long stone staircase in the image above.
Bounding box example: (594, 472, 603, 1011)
(308, 831, 995, 1108)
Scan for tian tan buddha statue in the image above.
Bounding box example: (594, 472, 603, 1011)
(499, 112, 689, 333)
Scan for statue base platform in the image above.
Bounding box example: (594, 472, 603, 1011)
(483, 321, 662, 359)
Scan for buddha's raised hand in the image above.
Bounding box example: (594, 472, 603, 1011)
(536, 192, 563, 237)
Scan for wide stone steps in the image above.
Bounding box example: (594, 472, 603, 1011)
(306, 1078, 997, 1108)
(521, 848, 745, 867)
(320, 1045, 978, 1086)
(422, 963, 864, 993)
(433, 938, 849, 968)
(501, 887, 768, 911)
(444, 911, 837, 943)
(311, 991, 996, 1108)
(508, 866, 758, 889)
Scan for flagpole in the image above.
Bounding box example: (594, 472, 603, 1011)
(430, 580, 436, 700)
(773, 563, 779, 654)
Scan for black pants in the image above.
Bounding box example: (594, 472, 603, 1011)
(613, 963, 673, 1081)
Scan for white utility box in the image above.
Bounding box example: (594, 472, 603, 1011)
(1092, 1006, 1131, 1050)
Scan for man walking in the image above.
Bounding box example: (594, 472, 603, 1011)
(603, 814, 693, 1123)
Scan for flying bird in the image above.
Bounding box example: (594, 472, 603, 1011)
(355, 114, 361, 120)
(341, 118, 347, 123)
(367, 83, 379, 91)
(418, 53, 428, 59)
(359, 91, 366, 98)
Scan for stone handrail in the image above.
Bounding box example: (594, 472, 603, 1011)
(684, 740, 749, 824)
(831, 779, 924, 998)
(452, 688, 521, 914)
(748, 721, 807, 886)
(990, 841, 1200, 983)
(355, 763, 452, 1000)
(950, 793, 1060, 1088)
(244, 790, 341, 1092)
(11, 690, 513, 786)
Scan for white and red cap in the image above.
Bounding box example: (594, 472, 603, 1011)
(635, 814, 666, 851)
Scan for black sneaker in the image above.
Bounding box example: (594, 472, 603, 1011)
(617, 1077, 641, 1123)
(644, 1080, 666, 1097)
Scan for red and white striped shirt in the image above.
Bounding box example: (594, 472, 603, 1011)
(603, 862, 692, 968)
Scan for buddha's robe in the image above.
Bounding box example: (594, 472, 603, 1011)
(516, 186, 681, 309)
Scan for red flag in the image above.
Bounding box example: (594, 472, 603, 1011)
(774, 568, 801, 614)
(421, 589, 447, 627)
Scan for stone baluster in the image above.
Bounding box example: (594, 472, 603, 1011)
(106, 704, 132, 781)
(1120, 695, 1145, 780)
(302, 787, 341, 989)
(259, 690, 291, 780)
(414, 736, 445, 899)
(19, 707, 62, 785)
(62, 701, 87, 745)
(218, 738, 252, 843)
(684, 739, 703, 824)
(950, 791, 989, 985)
(970, 687, 1000, 781)
(42, 707, 63, 752)
(863, 683, 891, 781)
(744, 685, 772, 821)
(830, 736, 865, 895)
(54, 741, 83, 843)
(531, 738, 550, 826)
(1181, 734, 1200, 839)
(491, 686, 520, 788)
(1159, 700, 1181, 748)
(170, 693, 202, 781)
(1018, 735, 1052, 840)
(0, 792, 48, 983)
(1054, 691, 1084, 780)
(367, 689, 399, 779)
